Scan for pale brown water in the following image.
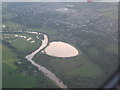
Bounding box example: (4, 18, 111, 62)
(45, 42, 79, 58)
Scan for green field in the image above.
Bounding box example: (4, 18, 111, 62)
(33, 51, 105, 88)
(2, 33, 58, 88)
(2, 33, 41, 56)
(2, 44, 37, 88)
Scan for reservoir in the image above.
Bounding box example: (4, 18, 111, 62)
(45, 41, 79, 58)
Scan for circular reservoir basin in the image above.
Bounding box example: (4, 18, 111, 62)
(45, 41, 79, 58)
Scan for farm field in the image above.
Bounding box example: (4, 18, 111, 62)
(33, 49, 105, 88)
(2, 44, 37, 88)
(2, 33, 58, 88)
(2, 33, 42, 56)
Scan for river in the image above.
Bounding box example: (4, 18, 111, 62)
(25, 34, 68, 88)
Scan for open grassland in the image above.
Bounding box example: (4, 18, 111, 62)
(3, 63, 37, 88)
(32, 33, 118, 88)
(2, 43, 19, 69)
(33, 52, 105, 88)
(2, 33, 41, 56)
(2, 33, 58, 88)
(2, 44, 37, 88)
